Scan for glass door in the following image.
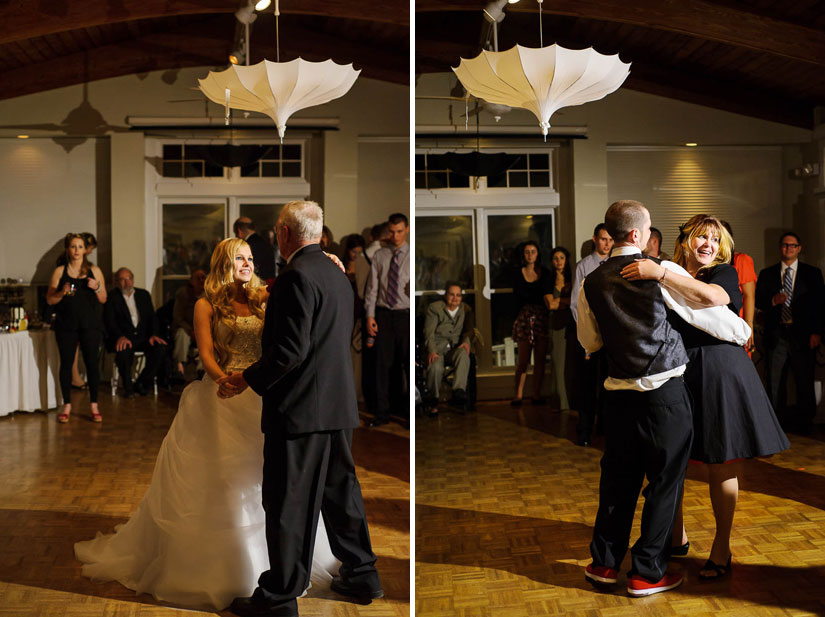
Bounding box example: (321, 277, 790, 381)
(161, 200, 227, 303)
(482, 209, 555, 367)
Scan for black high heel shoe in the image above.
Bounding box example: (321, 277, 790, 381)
(668, 541, 690, 558)
(699, 554, 731, 580)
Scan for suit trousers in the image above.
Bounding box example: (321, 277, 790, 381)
(590, 377, 693, 582)
(114, 339, 164, 391)
(425, 345, 470, 399)
(258, 428, 379, 602)
(765, 328, 817, 427)
(374, 307, 410, 419)
(573, 341, 605, 441)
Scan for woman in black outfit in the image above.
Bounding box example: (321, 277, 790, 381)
(622, 214, 789, 580)
(545, 246, 573, 410)
(511, 241, 552, 406)
(46, 233, 107, 423)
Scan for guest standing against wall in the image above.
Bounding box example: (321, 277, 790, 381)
(46, 233, 107, 423)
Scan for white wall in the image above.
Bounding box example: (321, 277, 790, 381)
(0, 68, 410, 288)
(0, 137, 99, 283)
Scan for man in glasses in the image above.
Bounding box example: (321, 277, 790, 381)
(756, 232, 825, 435)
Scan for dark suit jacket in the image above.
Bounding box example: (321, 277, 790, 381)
(243, 244, 360, 435)
(246, 232, 276, 280)
(103, 287, 158, 352)
(756, 261, 824, 347)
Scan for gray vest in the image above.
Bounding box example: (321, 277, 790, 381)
(583, 254, 688, 379)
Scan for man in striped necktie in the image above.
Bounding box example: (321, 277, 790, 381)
(365, 213, 411, 427)
(756, 232, 825, 435)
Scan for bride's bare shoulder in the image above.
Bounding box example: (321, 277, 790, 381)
(195, 297, 214, 316)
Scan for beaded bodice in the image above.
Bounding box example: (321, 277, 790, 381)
(214, 315, 263, 373)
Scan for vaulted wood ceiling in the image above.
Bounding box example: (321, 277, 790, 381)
(0, 0, 409, 101)
(416, 0, 825, 128)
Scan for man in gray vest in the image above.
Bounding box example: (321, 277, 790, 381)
(423, 281, 474, 413)
(577, 200, 750, 597)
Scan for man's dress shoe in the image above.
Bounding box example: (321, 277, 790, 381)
(330, 575, 384, 602)
(229, 595, 297, 617)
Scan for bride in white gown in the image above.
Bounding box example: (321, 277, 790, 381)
(75, 238, 339, 610)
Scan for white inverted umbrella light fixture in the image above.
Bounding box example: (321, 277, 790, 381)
(453, 44, 630, 140)
(454, 0, 630, 140)
(198, 0, 360, 141)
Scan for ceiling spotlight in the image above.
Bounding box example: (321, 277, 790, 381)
(483, 0, 508, 23)
(255, 0, 271, 9)
(685, 142, 698, 147)
(507, 0, 520, 3)
(229, 49, 244, 65)
(17, 135, 29, 139)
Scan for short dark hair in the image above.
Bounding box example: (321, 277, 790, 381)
(444, 280, 462, 293)
(371, 222, 388, 240)
(388, 213, 408, 226)
(232, 218, 254, 235)
(81, 232, 97, 249)
(649, 226, 663, 244)
(593, 222, 608, 237)
(604, 200, 647, 242)
(780, 231, 801, 245)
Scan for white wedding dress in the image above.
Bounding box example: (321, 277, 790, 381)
(75, 315, 339, 610)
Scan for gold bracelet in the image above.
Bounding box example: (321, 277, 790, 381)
(658, 269, 667, 285)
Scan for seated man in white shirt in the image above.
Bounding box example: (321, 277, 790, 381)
(104, 268, 167, 397)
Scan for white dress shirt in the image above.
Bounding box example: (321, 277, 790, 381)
(576, 246, 751, 392)
(570, 251, 608, 322)
(123, 290, 139, 328)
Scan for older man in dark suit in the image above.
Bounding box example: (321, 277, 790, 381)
(104, 267, 166, 397)
(756, 232, 824, 434)
(221, 201, 381, 617)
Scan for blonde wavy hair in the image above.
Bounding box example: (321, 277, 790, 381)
(672, 214, 733, 277)
(203, 238, 267, 369)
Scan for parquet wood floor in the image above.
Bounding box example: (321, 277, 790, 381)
(416, 402, 825, 616)
(0, 387, 409, 617)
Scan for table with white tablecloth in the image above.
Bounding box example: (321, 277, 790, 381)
(0, 329, 60, 416)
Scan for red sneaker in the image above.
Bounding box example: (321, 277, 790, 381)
(585, 563, 618, 586)
(627, 571, 683, 597)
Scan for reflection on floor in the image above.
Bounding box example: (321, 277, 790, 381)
(0, 388, 409, 617)
(416, 401, 825, 617)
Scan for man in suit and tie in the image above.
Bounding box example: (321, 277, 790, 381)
(104, 267, 166, 397)
(756, 232, 824, 434)
(578, 200, 750, 596)
(221, 201, 381, 617)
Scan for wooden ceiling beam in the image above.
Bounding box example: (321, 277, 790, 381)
(0, 0, 408, 46)
(0, 19, 407, 100)
(416, 0, 825, 66)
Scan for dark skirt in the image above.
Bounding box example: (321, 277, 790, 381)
(512, 304, 549, 344)
(684, 343, 790, 463)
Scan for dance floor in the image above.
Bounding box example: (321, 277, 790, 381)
(0, 387, 410, 617)
(416, 402, 825, 617)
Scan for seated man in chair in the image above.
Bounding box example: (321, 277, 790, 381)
(105, 267, 167, 397)
(424, 281, 474, 414)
